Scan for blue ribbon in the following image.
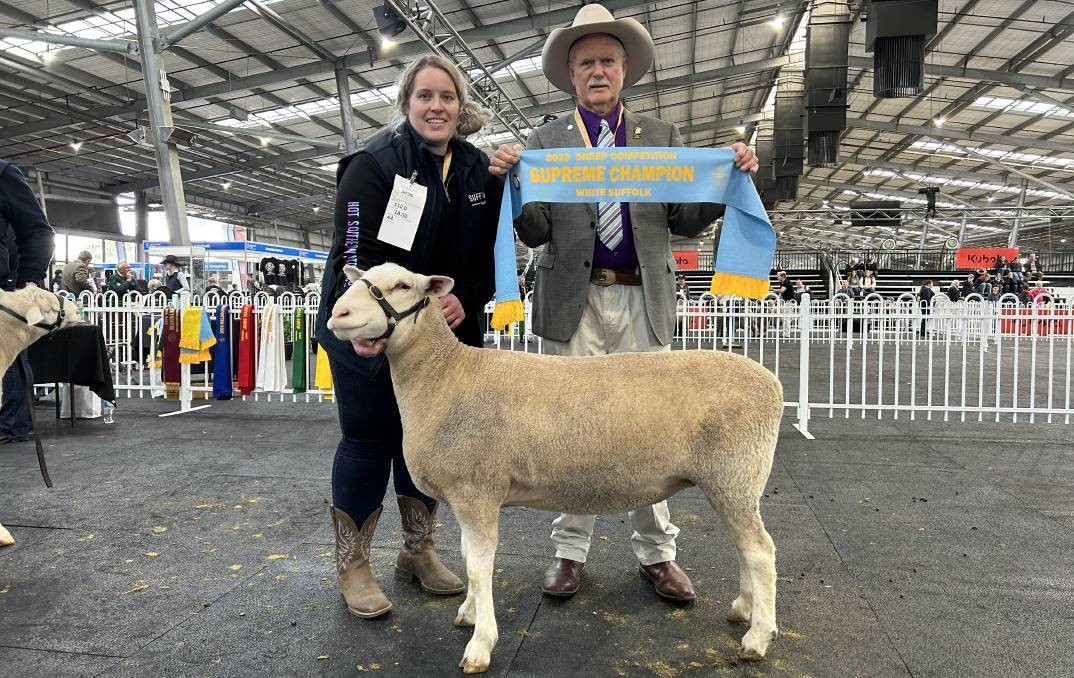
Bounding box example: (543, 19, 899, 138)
(493, 147, 775, 322)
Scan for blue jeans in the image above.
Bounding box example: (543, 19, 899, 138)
(1, 350, 32, 438)
(322, 330, 436, 527)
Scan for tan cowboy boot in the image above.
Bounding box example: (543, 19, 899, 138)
(331, 505, 391, 618)
(395, 495, 464, 594)
(0, 521, 13, 546)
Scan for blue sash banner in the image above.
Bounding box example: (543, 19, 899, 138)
(491, 147, 776, 330)
(213, 304, 233, 400)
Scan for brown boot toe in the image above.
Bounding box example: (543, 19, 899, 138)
(541, 558, 584, 598)
(640, 560, 696, 602)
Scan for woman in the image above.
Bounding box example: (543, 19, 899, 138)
(160, 254, 188, 293)
(945, 280, 961, 302)
(315, 55, 502, 619)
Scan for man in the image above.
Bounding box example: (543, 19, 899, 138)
(61, 250, 94, 293)
(0, 158, 55, 448)
(106, 261, 140, 295)
(775, 271, 795, 302)
(489, 4, 758, 603)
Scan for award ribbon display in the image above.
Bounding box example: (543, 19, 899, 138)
(491, 147, 776, 330)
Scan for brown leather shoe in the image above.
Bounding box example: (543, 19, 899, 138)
(640, 560, 696, 602)
(541, 558, 584, 598)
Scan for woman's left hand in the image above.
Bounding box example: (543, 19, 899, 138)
(441, 293, 465, 329)
(730, 142, 759, 174)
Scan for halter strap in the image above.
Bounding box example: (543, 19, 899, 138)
(360, 278, 429, 340)
(0, 293, 67, 334)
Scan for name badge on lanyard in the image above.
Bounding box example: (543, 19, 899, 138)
(378, 173, 427, 251)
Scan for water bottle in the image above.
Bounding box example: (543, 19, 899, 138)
(102, 400, 115, 424)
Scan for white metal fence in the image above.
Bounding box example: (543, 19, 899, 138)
(44, 289, 1074, 432)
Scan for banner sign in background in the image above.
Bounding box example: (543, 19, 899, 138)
(672, 251, 699, 269)
(955, 247, 1020, 269)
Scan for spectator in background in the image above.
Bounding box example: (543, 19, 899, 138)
(973, 268, 992, 296)
(1024, 253, 1043, 279)
(837, 279, 850, 297)
(675, 274, 689, 298)
(1001, 272, 1021, 296)
(917, 279, 935, 337)
(861, 270, 876, 295)
(793, 279, 808, 304)
(1008, 256, 1024, 281)
(993, 255, 1011, 278)
(160, 254, 188, 293)
(1028, 279, 1049, 303)
(847, 276, 864, 299)
(106, 261, 140, 295)
(61, 250, 95, 293)
(960, 273, 976, 299)
(987, 283, 1003, 303)
(49, 268, 62, 292)
(945, 280, 961, 302)
(775, 271, 795, 302)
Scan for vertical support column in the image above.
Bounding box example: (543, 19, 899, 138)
(1009, 179, 1028, 248)
(956, 214, 968, 246)
(33, 170, 48, 217)
(132, 0, 190, 246)
(135, 191, 149, 262)
(335, 63, 358, 154)
(916, 219, 930, 269)
(795, 293, 814, 439)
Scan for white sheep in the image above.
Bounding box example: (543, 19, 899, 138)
(327, 263, 782, 673)
(0, 284, 82, 546)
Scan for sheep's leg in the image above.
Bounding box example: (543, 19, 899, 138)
(454, 534, 475, 627)
(710, 495, 777, 661)
(453, 505, 500, 674)
(726, 544, 753, 623)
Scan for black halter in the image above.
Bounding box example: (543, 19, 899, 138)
(0, 292, 68, 334)
(360, 278, 429, 340)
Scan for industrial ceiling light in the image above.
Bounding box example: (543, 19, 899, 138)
(69, 140, 82, 153)
(770, 14, 785, 28)
(313, 206, 321, 214)
(986, 192, 995, 202)
(221, 181, 232, 190)
(933, 116, 945, 127)
(374, 4, 407, 46)
(259, 137, 272, 146)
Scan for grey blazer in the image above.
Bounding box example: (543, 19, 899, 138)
(515, 108, 723, 345)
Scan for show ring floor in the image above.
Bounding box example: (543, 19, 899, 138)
(2, 398, 1073, 677)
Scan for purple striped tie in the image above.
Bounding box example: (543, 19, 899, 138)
(595, 119, 623, 251)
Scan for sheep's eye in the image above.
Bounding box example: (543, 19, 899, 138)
(396, 283, 411, 291)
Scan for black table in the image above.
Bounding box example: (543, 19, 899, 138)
(28, 324, 115, 424)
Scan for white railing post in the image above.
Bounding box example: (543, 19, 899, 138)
(795, 293, 814, 439)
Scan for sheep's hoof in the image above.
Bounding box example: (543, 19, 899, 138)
(453, 615, 475, 628)
(737, 647, 765, 662)
(459, 656, 489, 673)
(726, 609, 750, 624)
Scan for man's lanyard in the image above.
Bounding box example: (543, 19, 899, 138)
(572, 105, 625, 148)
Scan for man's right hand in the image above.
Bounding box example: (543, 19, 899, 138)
(489, 143, 523, 177)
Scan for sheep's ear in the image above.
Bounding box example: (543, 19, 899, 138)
(424, 275, 455, 298)
(23, 297, 46, 327)
(342, 265, 365, 283)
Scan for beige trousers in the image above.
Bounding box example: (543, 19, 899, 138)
(543, 282, 679, 565)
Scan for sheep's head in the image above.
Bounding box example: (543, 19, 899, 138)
(328, 263, 454, 355)
(0, 284, 82, 334)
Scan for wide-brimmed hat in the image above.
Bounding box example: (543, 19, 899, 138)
(541, 4, 654, 95)
(161, 254, 181, 266)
